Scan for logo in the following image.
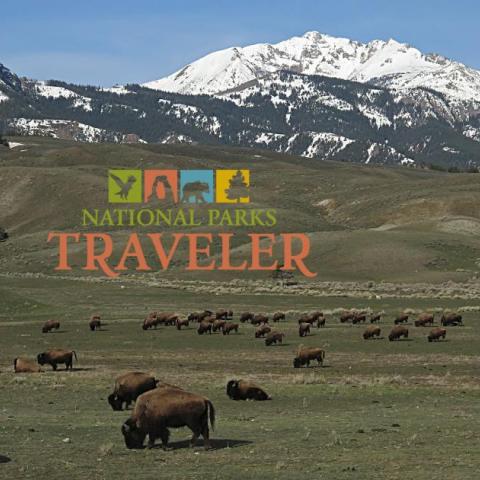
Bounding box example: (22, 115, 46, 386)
(107, 168, 250, 204)
(108, 170, 142, 203)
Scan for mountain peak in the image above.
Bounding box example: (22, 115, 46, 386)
(142, 31, 480, 101)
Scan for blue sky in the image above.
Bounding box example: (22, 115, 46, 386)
(1, 0, 479, 86)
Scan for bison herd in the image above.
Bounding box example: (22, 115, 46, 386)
(11, 307, 464, 451)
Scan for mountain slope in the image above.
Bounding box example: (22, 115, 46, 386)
(143, 31, 480, 102)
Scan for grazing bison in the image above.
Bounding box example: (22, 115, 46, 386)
(298, 322, 311, 337)
(176, 319, 189, 330)
(251, 314, 269, 325)
(157, 312, 178, 326)
(363, 325, 381, 340)
(212, 320, 226, 332)
(299, 311, 323, 327)
(42, 320, 60, 333)
(108, 372, 158, 411)
(89, 315, 101, 331)
(188, 310, 212, 322)
(428, 328, 447, 342)
(388, 326, 409, 341)
(441, 313, 463, 326)
(394, 314, 409, 325)
(272, 312, 285, 323)
(222, 322, 239, 335)
(415, 313, 434, 327)
(197, 321, 212, 335)
(352, 313, 367, 324)
(121, 385, 215, 450)
(340, 311, 355, 323)
(37, 349, 77, 371)
(265, 332, 285, 346)
(370, 313, 382, 323)
(226, 380, 271, 401)
(293, 347, 325, 368)
(215, 309, 233, 320)
(239, 312, 255, 323)
(14, 357, 42, 373)
(255, 325, 271, 338)
(143, 312, 159, 330)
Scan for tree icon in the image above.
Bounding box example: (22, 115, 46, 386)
(225, 170, 250, 202)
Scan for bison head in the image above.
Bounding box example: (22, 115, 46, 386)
(121, 418, 146, 449)
(37, 353, 46, 365)
(293, 357, 302, 368)
(108, 394, 123, 411)
(226, 380, 240, 400)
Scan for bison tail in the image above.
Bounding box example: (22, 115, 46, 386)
(72, 351, 78, 362)
(13, 358, 18, 370)
(207, 400, 215, 431)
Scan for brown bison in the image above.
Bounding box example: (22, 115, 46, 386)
(317, 316, 326, 328)
(89, 315, 101, 331)
(299, 311, 323, 327)
(441, 313, 463, 326)
(121, 385, 215, 450)
(293, 347, 325, 368)
(254, 325, 272, 338)
(370, 313, 382, 323)
(14, 357, 42, 373)
(415, 313, 434, 327)
(212, 320, 227, 332)
(37, 349, 77, 370)
(388, 326, 409, 341)
(428, 328, 447, 342)
(352, 313, 367, 324)
(42, 320, 60, 333)
(394, 314, 409, 325)
(175, 318, 189, 330)
(251, 314, 269, 325)
(226, 380, 271, 401)
(340, 311, 355, 323)
(197, 321, 212, 335)
(143, 313, 159, 330)
(298, 322, 311, 337)
(363, 325, 381, 340)
(272, 312, 285, 322)
(239, 312, 255, 323)
(265, 332, 285, 346)
(108, 372, 158, 411)
(222, 322, 239, 335)
(215, 309, 233, 320)
(157, 312, 178, 326)
(188, 310, 212, 322)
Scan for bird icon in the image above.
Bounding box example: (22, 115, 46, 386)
(109, 173, 137, 200)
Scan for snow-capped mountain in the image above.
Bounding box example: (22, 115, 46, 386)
(143, 31, 480, 102)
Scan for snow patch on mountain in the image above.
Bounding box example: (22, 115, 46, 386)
(35, 83, 92, 111)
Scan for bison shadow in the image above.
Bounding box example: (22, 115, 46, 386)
(151, 438, 252, 451)
(0, 455, 11, 463)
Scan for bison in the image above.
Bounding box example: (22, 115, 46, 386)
(340, 311, 355, 323)
(370, 313, 382, 323)
(121, 385, 215, 450)
(265, 332, 285, 346)
(293, 347, 325, 368)
(251, 314, 269, 325)
(176, 318, 190, 330)
(108, 372, 158, 411)
(226, 380, 271, 401)
(197, 321, 212, 335)
(222, 322, 239, 335)
(352, 313, 367, 324)
(316, 316, 326, 328)
(298, 322, 311, 337)
(254, 325, 271, 338)
(215, 309, 233, 320)
(428, 328, 447, 342)
(441, 313, 463, 326)
(42, 319, 60, 333)
(415, 313, 434, 327)
(363, 325, 381, 340)
(394, 314, 409, 325)
(14, 357, 42, 373)
(212, 320, 226, 332)
(299, 311, 323, 327)
(143, 312, 159, 330)
(272, 312, 285, 323)
(239, 312, 255, 323)
(388, 326, 409, 341)
(89, 315, 101, 331)
(188, 310, 212, 322)
(37, 349, 77, 371)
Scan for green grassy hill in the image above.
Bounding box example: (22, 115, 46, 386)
(2, 136, 480, 283)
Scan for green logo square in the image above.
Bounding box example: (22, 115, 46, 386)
(108, 169, 142, 203)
